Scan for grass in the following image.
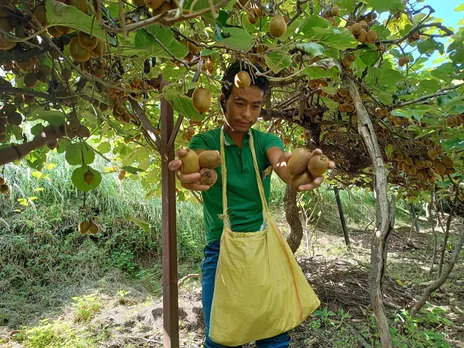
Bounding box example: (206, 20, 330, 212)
(0, 154, 461, 347)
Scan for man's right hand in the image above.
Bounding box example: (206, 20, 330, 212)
(168, 149, 211, 191)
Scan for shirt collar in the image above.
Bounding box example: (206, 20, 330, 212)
(223, 127, 251, 147)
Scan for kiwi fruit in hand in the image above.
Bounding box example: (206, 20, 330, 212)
(287, 148, 312, 175)
(308, 155, 329, 177)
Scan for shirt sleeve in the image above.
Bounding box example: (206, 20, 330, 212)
(263, 132, 284, 152)
(188, 133, 210, 151)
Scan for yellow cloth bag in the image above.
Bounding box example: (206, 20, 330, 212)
(209, 129, 320, 346)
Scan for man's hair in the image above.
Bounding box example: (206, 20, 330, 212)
(221, 61, 269, 102)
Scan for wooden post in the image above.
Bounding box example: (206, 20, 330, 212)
(334, 187, 350, 246)
(160, 96, 179, 348)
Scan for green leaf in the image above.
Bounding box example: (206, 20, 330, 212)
(218, 28, 253, 51)
(125, 215, 150, 232)
(71, 166, 102, 192)
(391, 109, 413, 118)
(431, 63, 455, 82)
(363, 0, 404, 12)
(97, 142, 111, 154)
(443, 137, 464, 151)
(298, 15, 329, 34)
(359, 50, 380, 66)
(65, 142, 95, 165)
(303, 65, 340, 79)
(295, 43, 325, 58)
(313, 27, 358, 50)
(122, 166, 146, 174)
(455, 3, 464, 11)
(264, 52, 292, 73)
(163, 90, 204, 121)
(418, 79, 441, 93)
(418, 39, 444, 55)
(134, 26, 188, 59)
(32, 110, 66, 126)
(45, 0, 106, 40)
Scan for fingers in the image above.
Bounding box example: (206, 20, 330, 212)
(178, 172, 201, 184)
(176, 148, 187, 158)
(182, 183, 211, 191)
(298, 176, 324, 192)
(168, 159, 182, 172)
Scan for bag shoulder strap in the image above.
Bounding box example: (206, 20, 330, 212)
(220, 129, 269, 227)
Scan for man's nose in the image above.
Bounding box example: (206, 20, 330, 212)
(242, 105, 252, 118)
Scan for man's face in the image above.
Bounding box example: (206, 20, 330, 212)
(223, 84, 264, 134)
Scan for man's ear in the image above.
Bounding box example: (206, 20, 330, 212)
(220, 93, 226, 112)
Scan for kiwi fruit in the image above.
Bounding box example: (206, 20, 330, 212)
(88, 223, 99, 234)
(269, 15, 287, 37)
(0, 177, 4, 185)
(84, 170, 94, 184)
(77, 125, 91, 138)
(0, 183, 9, 194)
(199, 168, 218, 186)
(180, 149, 200, 174)
(247, 8, 260, 24)
(331, 5, 339, 16)
(61, 68, 72, 80)
(77, 31, 99, 50)
(36, 70, 48, 82)
(55, 26, 72, 35)
(350, 23, 362, 36)
(132, 0, 146, 6)
(192, 87, 212, 114)
(198, 150, 221, 169)
(291, 171, 312, 191)
(118, 169, 126, 180)
(153, 1, 171, 15)
(366, 30, 377, 43)
(78, 220, 90, 234)
(91, 40, 107, 57)
(308, 154, 329, 177)
(16, 57, 37, 71)
(234, 71, 251, 89)
(7, 112, 22, 126)
(33, 5, 47, 26)
(398, 56, 410, 66)
(435, 162, 447, 176)
(356, 29, 367, 43)
(67, 0, 88, 13)
(24, 72, 38, 88)
(287, 148, 312, 176)
(70, 37, 90, 63)
(144, 0, 164, 9)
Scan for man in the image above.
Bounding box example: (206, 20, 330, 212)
(168, 61, 335, 347)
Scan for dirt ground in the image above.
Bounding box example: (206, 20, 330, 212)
(1, 221, 463, 348)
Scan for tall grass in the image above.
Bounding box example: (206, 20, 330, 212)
(0, 152, 416, 328)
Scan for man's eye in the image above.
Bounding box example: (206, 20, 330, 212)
(252, 105, 261, 110)
(235, 103, 244, 107)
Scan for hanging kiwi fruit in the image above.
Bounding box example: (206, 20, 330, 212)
(192, 87, 212, 114)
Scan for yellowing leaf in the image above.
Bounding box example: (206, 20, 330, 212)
(32, 171, 43, 179)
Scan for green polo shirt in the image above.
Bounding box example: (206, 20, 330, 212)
(189, 127, 284, 243)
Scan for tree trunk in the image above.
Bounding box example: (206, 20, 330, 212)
(438, 189, 460, 276)
(411, 227, 464, 316)
(347, 77, 393, 348)
(285, 185, 304, 254)
(334, 187, 350, 246)
(390, 194, 396, 231)
(410, 203, 420, 234)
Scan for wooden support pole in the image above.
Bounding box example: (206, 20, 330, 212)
(334, 187, 350, 246)
(160, 96, 179, 348)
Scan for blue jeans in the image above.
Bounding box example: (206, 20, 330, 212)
(201, 241, 291, 348)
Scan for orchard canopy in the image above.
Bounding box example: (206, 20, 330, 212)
(0, 0, 463, 199)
